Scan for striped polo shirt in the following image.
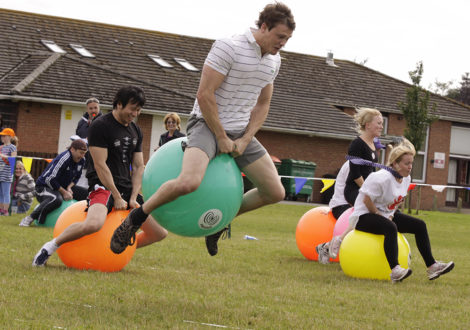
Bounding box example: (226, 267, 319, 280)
(191, 28, 281, 131)
(0, 144, 17, 182)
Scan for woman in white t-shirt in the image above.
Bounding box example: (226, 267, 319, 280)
(351, 139, 454, 282)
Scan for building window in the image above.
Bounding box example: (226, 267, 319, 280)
(41, 40, 66, 53)
(70, 43, 95, 58)
(148, 54, 173, 68)
(174, 57, 198, 71)
(410, 127, 429, 182)
(0, 100, 18, 131)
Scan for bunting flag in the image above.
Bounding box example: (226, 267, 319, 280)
(408, 183, 417, 191)
(320, 179, 335, 193)
(45, 159, 52, 163)
(431, 185, 446, 193)
(22, 157, 33, 173)
(294, 178, 308, 194)
(8, 157, 16, 175)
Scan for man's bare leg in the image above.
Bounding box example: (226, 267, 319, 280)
(136, 215, 168, 248)
(205, 153, 285, 256)
(32, 204, 108, 266)
(237, 153, 285, 215)
(111, 147, 209, 254)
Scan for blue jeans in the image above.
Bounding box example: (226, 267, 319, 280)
(0, 181, 11, 204)
(10, 198, 32, 214)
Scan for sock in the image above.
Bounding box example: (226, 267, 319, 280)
(45, 238, 59, 254)
(129, 207, 149, 226)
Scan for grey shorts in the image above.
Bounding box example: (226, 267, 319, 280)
(186, 115, 266, 169)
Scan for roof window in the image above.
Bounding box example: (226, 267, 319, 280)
(70, 43, 95, 58)
(148, 54, 173, 68)
(41, 40, 66, 53)
(174, 58, 198, 71)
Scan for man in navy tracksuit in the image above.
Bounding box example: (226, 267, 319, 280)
(19, 140, 88, 226)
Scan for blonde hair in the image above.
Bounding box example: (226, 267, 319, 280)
(15, 160, 25, 174)
(163, 113, 182, 131)
(354, 107, 382, 133)
(11, 136, 19, 147)
(387, 137, 416, 166)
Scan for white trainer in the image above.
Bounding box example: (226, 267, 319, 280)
(19, 215, 34, 227)
(32, 240, 58, 267)
(329, 236, 342, 259)
(390, 265, 412, 283)
(427, 261, 454, 280)
(315, 243, 330, 264)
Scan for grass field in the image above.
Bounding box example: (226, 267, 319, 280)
(1, 203, 469, 329)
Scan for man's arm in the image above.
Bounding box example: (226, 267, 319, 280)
(89, 146, 127, 210)
(232, 83, 273, 156)
(129, 151, 145, 208)
(196, 65, 234, 154)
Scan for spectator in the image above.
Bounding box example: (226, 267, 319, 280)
(158, 113, 186, 148)
(19, 139, 88, 226)
(0, 128, 17, 215)
(76, 97, 102, 139)
(75, 97, 101, 189)
(11, 160, 35, 214)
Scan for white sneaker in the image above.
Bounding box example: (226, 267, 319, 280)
(32, 240, 58, 267)
(315, 243, 330, 264)
(19, 215, 34, 227)
(427, 261, 454, 280)
(390, 265, 412, 283)
(329, 236, 342, 259)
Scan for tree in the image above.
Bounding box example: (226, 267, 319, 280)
(433, 72, 470, 106)
(398, 61, 438, 151)
(457, 72, 470, 105)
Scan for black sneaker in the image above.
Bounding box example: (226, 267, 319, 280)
(205, 226, 230, 256)
(110, 216, 140, 254)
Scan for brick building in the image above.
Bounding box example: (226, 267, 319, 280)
(1, 9, 469, 210)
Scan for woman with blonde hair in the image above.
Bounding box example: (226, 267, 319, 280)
(349, 138, 454, 282)
(11, 160, 35, 214)
(317, 108, 384, 263)
(158, 113, 185, 147)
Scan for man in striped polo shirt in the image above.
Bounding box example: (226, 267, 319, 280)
(110, 2, 295, 256)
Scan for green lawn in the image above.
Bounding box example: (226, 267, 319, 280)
(1, 204, 468, 329)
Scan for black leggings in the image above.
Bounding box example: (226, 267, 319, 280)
(355, 211, 435, 269)
(31, 185, 88, 224)
(331, 204, 351, 220)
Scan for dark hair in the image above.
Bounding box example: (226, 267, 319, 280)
(69, 139, 88, 151)
(112, 86, 146, 109)
(256, 2, 295, 31)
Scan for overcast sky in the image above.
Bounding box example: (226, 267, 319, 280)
(2, 0, 469, 90)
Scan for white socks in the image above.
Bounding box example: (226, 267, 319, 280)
(45, 238, 59, 254)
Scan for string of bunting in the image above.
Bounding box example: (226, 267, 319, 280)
(9, 155, 469, 195)
(278, 175, 470, 196)
(1, 156, 52, 176)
